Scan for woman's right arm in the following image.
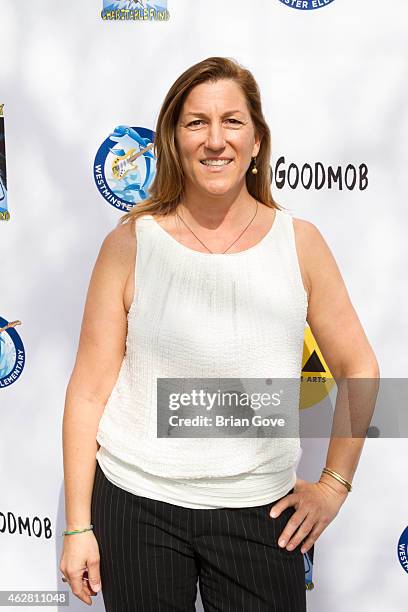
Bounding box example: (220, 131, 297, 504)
(60, 220, 136, 604)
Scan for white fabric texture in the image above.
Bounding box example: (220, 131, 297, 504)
(96, 207, 308, 507)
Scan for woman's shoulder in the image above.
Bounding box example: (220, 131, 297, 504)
(98, 220, 137, 272)
(291, 215, 340, 294)
(291, 215, 328, 257)
(292, 215, 332, 252)
(291, 215, 320, 239)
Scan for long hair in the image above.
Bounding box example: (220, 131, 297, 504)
(119, 56, 282, 227)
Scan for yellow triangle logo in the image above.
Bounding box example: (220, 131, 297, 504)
(300, 325, 335, 409)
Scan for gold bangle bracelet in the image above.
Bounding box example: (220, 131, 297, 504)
(321, 467, 352, 492)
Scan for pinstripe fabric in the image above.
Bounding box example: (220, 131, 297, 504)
(91, 462, 306, 611)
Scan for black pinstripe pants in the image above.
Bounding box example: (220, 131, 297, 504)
(91, 461, 307, 612)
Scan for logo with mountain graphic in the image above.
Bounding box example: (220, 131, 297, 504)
(101, 0, 170, 20)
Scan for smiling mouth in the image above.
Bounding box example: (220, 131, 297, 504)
(200, 159, 233, 166)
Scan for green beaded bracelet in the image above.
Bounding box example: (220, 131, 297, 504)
(61, 525, 94, 536)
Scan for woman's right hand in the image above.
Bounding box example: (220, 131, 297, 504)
(59, 531, 102, 606)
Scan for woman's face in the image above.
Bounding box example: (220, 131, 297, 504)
(175, 79, 261, 198)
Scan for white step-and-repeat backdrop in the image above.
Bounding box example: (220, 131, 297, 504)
(1, 1, 407, 610)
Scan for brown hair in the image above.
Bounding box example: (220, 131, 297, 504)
(119, 56, 282, 228)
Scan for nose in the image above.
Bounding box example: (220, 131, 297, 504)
(205, 120, 226, 151)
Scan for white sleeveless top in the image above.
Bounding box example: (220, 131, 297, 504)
(96, 208, 308, 508)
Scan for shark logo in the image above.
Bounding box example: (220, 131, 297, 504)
(101, 0, 169, 20)
(0, 317, 25, 388)
(93, 125, 156, 212)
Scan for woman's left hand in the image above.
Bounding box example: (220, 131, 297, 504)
(269, 477, 349, 554)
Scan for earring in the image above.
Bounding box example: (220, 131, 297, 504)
(251, 156, 258, 175)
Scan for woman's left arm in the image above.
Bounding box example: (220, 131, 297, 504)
(270, 218, 380, 554)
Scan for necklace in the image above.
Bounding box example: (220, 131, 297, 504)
(175, 199, 259, 254)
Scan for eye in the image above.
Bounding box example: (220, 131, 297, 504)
(186, 118, 242, 127)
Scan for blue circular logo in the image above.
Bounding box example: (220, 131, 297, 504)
(398, 526, 408, 575)
(278, 0, 335, 10)
(0, 316, 25, 388)
(93, 125, 156, 212)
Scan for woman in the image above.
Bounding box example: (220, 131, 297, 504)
(60, 57, 379, 610)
